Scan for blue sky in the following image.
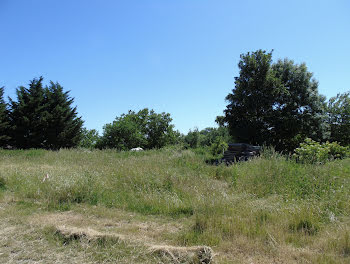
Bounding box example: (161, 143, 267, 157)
(1, 0, 349, 134)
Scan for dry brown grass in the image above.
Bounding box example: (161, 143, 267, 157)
(0, 200, 214, 263)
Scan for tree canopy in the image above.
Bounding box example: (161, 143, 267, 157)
(183, 126, 231, 149)
(1, 51, 349, 152)
(0, 87, 11, 147)
(79, 128, 100, 149)
(97, 108, 179, 150)
(43, 81, 83, 149)
(8, 77, 83, 149)
(327, 92, 350, 145)
(224, 50, 327, 151)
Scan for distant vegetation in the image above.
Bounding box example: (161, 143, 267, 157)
(95, 108, 180, 150)
(1, 49, 350, 156)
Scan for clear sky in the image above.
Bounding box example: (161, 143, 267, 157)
(1, 0, 349, 134)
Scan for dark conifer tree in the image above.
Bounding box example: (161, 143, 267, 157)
(0, 87, 11, 147)
(44, 81, 83, 149)
(9, 77, 83, 149)
(9, 77, 47, 148)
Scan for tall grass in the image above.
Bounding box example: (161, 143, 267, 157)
(1, 147, 350, 262)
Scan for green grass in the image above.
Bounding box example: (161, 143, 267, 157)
(1, 147, 350, 263)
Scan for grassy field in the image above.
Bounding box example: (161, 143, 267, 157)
(0, 147, 350, 263)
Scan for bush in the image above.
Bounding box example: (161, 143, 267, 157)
(210, 137, 228, 156)
(293, 138, 349, 164)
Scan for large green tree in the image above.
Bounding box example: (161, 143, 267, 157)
(9, 77, 83, 149)
(43, 81, 83, 149)
(9, 77, 47, 148)
(327, 92, 350, 145)
(97, 108, 179, 150)
(224, 50, 327, 151)
(0, 87, 11, 147)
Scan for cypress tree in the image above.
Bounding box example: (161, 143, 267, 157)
(9, 77, 47, 149)
(0, 87, 11, 147)
(43, 81, 83, 149)
(9, 77, 83, 149)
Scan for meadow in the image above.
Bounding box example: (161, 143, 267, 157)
(0, 147, 350, 263)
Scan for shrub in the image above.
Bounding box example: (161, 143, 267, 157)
(210, 137, 228, 156)
(293, 138, 349, 164)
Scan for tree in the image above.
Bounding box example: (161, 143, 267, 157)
(79, 128, 100, 149)
(0, 87, 11, 147)
(43, 81, 83, 149)
(183, 126, 232, 149)
(271, 59, 328, 150)
(97, 108, 178, 150)
(184, 128, 201, 148)
(9, 77, 83, 149)
(211, 137, 228, 156)
(327, 92, 350, 145)
(145, 110, 178, 149)
(9, 77, 47, 148)
(199, 127, 231, 146)
(224, 50, 327, 152)
(215, 116, 226, 127)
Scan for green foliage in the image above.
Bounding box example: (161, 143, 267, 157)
(224, 50, 327, 152)
(328, 92, 350, 145)
(43, 81, 83, 149)
(184, 126, 231, 149)
(184, 128, 201, 148)
(9, 77, 47, 148)
(215, 115, 226, 127)
(293, 138, 349, 164)
(97, 108, 179, 150)
(199, 127, 231, 146)
(8, 77, 83, 149)
(79, 128, 100, 149)
(0, 87, 11, 147)
(210, 137, 228, 156)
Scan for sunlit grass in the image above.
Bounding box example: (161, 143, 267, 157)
(1, 147, 350, 263)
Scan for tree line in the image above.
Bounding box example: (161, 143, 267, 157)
(1, 50, 349, 152)
(0, 78, 181, 150)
